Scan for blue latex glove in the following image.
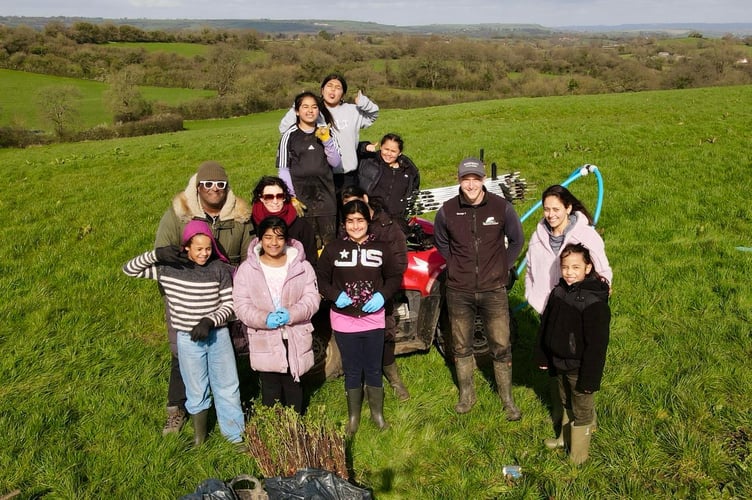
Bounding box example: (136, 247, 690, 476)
(362, 292, 385, 313)
(335, 291, 353, 309)
(275, 307, 290, 326)
(266, 312, 282, 329)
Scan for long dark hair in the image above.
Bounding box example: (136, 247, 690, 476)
(294, 91, 336, 129)
(542, 185, 593, 225)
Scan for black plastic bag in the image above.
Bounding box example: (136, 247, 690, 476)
(264, 468, 372, 500)
(179, 475, 267, 500)
(178, 478, 239, 500)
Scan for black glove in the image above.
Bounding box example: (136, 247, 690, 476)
(155, 245, 190, 265)
(190, 317, 213, 342)
(506, 267, 518, 290)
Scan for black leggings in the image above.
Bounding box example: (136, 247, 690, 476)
(259, 371, 303, 414)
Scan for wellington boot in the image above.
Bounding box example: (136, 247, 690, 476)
(492, 361, 521, 421)
(544, 410, 570, 449)
(383, 363, 410, 402)
(591, 410, 598, 433)
(454, 356, 477, 414)
(192, 409, 209, 446)
(569, 423, 592, 465)
(345, 387, 363, 436)
(365, 385, 389, 430)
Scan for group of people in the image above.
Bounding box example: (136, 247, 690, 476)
(122, 72, 613, 465)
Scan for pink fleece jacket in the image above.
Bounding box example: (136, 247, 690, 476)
(524, 212, 612, 314)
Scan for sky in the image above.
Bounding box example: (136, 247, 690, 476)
(4, 0, 751, 28)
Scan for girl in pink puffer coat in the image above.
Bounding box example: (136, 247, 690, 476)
(233, 216, 320, 414)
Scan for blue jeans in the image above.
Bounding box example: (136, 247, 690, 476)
(334, 329, 385, 390)
(177, 327, 245, 443)
(446, 287, 512, 362)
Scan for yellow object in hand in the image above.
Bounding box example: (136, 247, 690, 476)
(315, 126, 331, 142)
(291, 197, 307, 217)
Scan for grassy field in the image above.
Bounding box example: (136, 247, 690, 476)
(1, 84, 751, 498)
(0, 69, 216, 130)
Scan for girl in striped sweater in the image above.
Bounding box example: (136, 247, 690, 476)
(123, 220, 245, 446)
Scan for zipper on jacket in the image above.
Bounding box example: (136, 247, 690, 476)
(472, 208, 480, 287)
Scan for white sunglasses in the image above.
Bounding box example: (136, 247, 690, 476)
(198, 180, 227, 190)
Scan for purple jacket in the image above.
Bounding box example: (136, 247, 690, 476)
(524, 211, 612, 314)
(232, 238, 320, 381)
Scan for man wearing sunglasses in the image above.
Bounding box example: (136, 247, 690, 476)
(154, 160, 253, 436)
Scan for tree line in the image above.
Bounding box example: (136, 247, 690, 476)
(1, 21, 751, 144)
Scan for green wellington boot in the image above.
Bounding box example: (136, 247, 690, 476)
(365, 385, 389, 430)
(492, 361, 521, 421)
(192, 409, 209, 446)
(345, 387, 363, 436)
(383, 363, 410, 401)
(569, 423, 592, 465)
(454, 356, 477, 414)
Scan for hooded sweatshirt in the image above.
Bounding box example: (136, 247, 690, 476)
(534, 274, 611, 393)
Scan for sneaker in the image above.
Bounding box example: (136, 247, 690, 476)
(162, 406, 187, 436)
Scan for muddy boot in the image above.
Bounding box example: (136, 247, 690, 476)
(493, 361, 521, 421)
(192, 409, 209, 446)
(162, 406, 187, 436)
(365, 385, 389, 430)
(454, 356, 477, 414)
(383, 363, 410, 402)
(569, 423, 592, 465)
(590, 410, 598, 433)
(544, 410, 571, 449)
(345, 387, 363, 436)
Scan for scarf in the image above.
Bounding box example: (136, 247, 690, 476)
(252, 200, 297, 227)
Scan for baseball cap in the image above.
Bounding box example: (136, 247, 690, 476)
(457, 157, 486, 178)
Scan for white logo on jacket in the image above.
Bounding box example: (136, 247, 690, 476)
(482, 216, 499, 226)
(335, 248, 383, 267)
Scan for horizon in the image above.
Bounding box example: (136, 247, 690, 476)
(3, 0, 751, 29)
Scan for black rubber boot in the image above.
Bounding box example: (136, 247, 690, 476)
(192, 409, 209, 446)
(345, 387, 363, 436)
(383, 363, 410, 402)
(454, 356, 477, 414)
(493, 361, 521, 421)
(365, 385, 389, 430)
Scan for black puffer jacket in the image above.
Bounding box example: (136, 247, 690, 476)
(534, 274, 611, 393)
(357, 142, 420, 219)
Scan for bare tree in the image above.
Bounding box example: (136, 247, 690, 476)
(206, 44, 244, 96)
(104, 68, 152, 123)
(36, 85, 82, 139)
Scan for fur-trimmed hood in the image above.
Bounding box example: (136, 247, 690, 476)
(172, 173, 251, 224)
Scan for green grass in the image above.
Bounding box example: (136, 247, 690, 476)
(2, 85, 752, 498)
(0, 69, 216, 130)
